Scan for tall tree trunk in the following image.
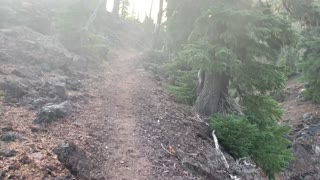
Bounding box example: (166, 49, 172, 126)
(153, 0, 164, 49)
(195, 71, 229, 116)
(149, 0, 154, 18)
(112, 0, 120, 17)
(84, 0, 105, 31)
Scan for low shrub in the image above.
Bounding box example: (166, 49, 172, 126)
(210, 114, 293, 179)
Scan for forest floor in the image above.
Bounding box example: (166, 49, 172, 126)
(0, 50, 211, 180)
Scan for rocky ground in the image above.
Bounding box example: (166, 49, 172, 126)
(277, 79, 320, 180)
(0, 25, 95, 179)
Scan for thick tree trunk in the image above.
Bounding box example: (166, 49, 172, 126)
(195, 71, 229, 116)
(112, 0, 120, 17)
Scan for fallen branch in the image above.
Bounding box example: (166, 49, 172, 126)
(160, 143, 174, 156)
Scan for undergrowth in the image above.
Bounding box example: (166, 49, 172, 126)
(210, 114, 293, 179)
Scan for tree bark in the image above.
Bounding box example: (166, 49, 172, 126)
(195, 71, 229, 116)
(112, 0, 120, 17)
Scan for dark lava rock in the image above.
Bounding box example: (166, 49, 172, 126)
(299, 124, 320, 137)
(53, 84, 67, 99)
(303, 113, 320, 125)
(181, 157, 213, 178)
(0, 79, 27, 101)
(53, 142, 90, 180)
(1, 132, 18, 142)
(33, 101, 72, 124)
(0, 149, 17, 157)
(1, 126, 14, 132)
(19, 155, 32, 164)
(66, 78, 81, 91)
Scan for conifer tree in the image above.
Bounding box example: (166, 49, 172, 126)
(173, 0, 297, 116)
(120, 0, 130, 18)
(166, 1, 298, 177)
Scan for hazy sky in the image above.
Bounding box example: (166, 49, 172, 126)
(107, 0, 165, 22)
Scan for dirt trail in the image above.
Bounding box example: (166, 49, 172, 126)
(100, 52, 151, 179)
(0, 49, 210, 179)
(80, 50, 151, 179)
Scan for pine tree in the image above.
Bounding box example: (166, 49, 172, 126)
(120, 0, 130, 18)
(177, 0, 297, 116)
(166, 0, 298, 178)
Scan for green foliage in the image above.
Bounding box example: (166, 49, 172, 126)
(285, 0, 320, 103)
(243, 95, 283, 127)
(252, 125, 293, 179)
(167, 0, 297, 106)
(210, 114, 293, 179)
(166, 70, 197, 105)
(210, 115, 257, 157)
(166, 53, 197, 104)
(278, 47, 300, 77)
(299, 28, 320, 102)
(0, 90, 5, 101)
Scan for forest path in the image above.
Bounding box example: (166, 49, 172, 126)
(70, 50, 152, 179)
(100, 51, 151, 179)
(47, 51, 152, 180)
(48, 49, 206, 180)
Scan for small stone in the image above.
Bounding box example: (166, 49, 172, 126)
(1, 132, 18, 142)
(0, 149, 17, 157)
(8, 163, 20, 170)
(313, 145, 320, 156)
(19, 155, 32, 164)
(53, 84, 66, 98)
(2, 126, 13, 132)
(30, 125, 47, 133)
(29, 152, 43, 163)
(66, 78, 82, 91)
(303, 113, 313, 121)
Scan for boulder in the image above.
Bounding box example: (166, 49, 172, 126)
(33, 101, 72, 124)
(53, 142, 90, 180)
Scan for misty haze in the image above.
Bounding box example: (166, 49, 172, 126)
(0, 0, 319, 180)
